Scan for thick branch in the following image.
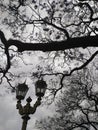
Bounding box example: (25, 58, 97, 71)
(8, 36, 98, 52)
(0, 30, 98, 52)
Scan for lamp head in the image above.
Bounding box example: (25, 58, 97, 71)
(35, 80, 47, 97)
(16, 82, 29, 100)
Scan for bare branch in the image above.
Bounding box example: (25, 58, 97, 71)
(47, 50, 98, 95)
(3, 32, 98, 52)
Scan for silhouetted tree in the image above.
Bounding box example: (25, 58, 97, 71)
(0, 0, 98, 93)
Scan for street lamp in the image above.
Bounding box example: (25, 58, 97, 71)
(16, 80, 47, 130)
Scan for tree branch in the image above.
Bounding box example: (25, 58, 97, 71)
(0, 30, 11, 75)
(48, 50, 98, 95)
(0, 30, 98, 52)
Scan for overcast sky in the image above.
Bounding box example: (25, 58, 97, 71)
(0, 85, 55, 130)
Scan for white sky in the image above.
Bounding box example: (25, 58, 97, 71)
(0, 86, 55, 130)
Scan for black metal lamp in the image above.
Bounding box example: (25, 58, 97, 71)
(35, 80, 47, 97)
(16, 80, 47, 130)
(16, 82, 29, 100)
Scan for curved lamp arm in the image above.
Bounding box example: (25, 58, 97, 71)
(16, 97, 42, 116)
(30, 97, 42, 114)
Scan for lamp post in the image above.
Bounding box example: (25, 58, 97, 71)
(16, 80, 47, 130)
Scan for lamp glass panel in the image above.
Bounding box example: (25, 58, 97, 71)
(37, 88, 41, 93)
(35, 80, 47, 97)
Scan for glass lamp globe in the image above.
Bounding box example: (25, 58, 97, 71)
(35, 80, 47, 97)
(16, 83, 29, 100)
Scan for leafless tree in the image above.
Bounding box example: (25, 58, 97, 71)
(36, 70, 98, 130)
(0, 0, 98, 93)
